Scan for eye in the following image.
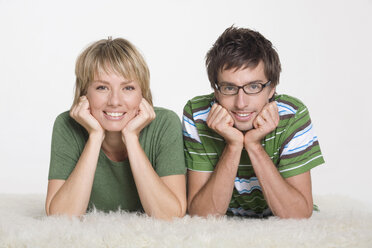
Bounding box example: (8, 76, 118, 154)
(123, 85, 135, 91)
(96, 85, 108, 91)
(246, 83, 261, 92)
(222, 85, 236, 92)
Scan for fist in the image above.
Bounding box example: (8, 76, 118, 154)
(206, 103, 244, 148)
(244, 101, 279, 147)
(70, 96, 104, 138)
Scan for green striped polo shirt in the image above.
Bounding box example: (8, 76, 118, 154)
(182, 93, 324, 217)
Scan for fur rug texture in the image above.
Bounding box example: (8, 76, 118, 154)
(0, 194, 371, 248)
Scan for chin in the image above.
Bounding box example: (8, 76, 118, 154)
(234, 123, 254, 132)
(101, 123, 127, 132)
(104, 128, 123, 132)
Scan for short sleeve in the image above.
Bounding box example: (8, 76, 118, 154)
(152, 109, 187, 177)
(277, 105, 325, 178)
(48, 112, 85, 180)
(182, 99, 216, 172)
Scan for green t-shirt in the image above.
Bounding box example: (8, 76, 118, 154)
(49, 107, 186, 212)
(183, 93, 325, 217)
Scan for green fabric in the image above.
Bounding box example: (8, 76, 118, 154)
(49, 107, 186, 212)
(183, 93, 325, 217)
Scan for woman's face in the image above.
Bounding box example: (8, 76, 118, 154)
(86, 71, 142, 132)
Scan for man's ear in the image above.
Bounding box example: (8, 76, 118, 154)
(214, 88, 220, 103)
(268, 86, 276, 101)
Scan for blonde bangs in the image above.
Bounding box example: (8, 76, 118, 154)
(73, 38, 152, 108)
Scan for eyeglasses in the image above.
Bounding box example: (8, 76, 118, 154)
(215, 80, 271, 95)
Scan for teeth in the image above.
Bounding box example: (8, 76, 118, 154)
(236, 113, 250, 117)
(106, 112, 124, 117)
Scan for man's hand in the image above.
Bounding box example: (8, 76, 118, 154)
(121, 98, 155, 144)
(244, 101, 279, 148)
(206, 103, 244, 148)
(70, 96, 105, 140)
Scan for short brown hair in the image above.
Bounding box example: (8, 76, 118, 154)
(73, 37, 152, 107)
(206, 26, 281, 89)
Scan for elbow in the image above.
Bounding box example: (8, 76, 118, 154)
(173, 200, 187, 218)
(175, 194, 187, 218)
(179, 202, 187, 217)
(277, 211, 312, 219)
(47, 209, 84, 218)
(150, 200, 187, 220)
(46, 201, 84, 217)
(187, 201, 225, 218)
(274, 206, 313, 219)
(274, 196, 314, 219)
(172, 199, 187, 218)
(301, 206, 313, 219)
(177, 208, 187, 218)
(45, 198, 52, 216)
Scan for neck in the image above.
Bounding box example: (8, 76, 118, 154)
(101, 131, 127, 162)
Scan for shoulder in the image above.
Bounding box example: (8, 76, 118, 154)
(53, 111, 74, 129)
(183, 93, 214, 117)
(146, 107, 182, 134)
(153, 107, 181, 123)
(273, 94, 314, 142)
(141, 107, 183, 146)
(275, 94, 307, 114)
(54, 110, 71, 122)
(275, 94, 312, 124)
(187, 93, 215, 104)
(52, 111, 86, 138)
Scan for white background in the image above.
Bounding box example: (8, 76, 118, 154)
(1, 0, 371, 206)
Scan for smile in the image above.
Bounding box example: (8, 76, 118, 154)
(235, 113, 250, 117)
(104, 111, 124, 117)
(231, 111, 254, 121)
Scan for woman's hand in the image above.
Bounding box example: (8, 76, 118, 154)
(121, 98, 155, 144)
(70, 96, 105, 141)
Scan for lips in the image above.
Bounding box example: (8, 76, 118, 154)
(105, 112, 124, 117)
(231, 111, 254, 121)
(103, 111, 125, 120)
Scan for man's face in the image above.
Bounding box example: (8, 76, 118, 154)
(215, 61, 276, 131)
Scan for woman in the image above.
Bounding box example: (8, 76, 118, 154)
(45, 37, 187, 220)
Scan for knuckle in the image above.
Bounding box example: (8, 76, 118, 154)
(209, 123, 216, 130)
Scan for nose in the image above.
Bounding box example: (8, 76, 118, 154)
(108, 89, 122, 106)
(235, 88, 248, 109)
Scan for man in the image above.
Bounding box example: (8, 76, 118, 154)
(183, 26, 324, 218)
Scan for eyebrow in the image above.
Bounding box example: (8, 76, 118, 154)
(92, 80, 133, 85)
(219, 80, 263, 85)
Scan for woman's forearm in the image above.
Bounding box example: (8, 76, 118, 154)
(47, 134, 102, 216)
(125, 135, 186, 220)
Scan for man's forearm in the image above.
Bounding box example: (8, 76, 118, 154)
(246, 143, 313, 218)
(188, 144, 242, 216)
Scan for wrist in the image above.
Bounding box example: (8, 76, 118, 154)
(121, 131, 139, 144)
(244, 141, 263, 153)
(89, 130, 105, 142)
(226, 142, 244, 153)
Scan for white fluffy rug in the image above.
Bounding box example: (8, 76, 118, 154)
(0, 194, 371, 248)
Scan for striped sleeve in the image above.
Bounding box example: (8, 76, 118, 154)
(277, 103, 325, 178)
(182, 97, 216, 172)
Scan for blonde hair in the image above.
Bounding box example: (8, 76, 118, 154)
(73, 37, 152, 107)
